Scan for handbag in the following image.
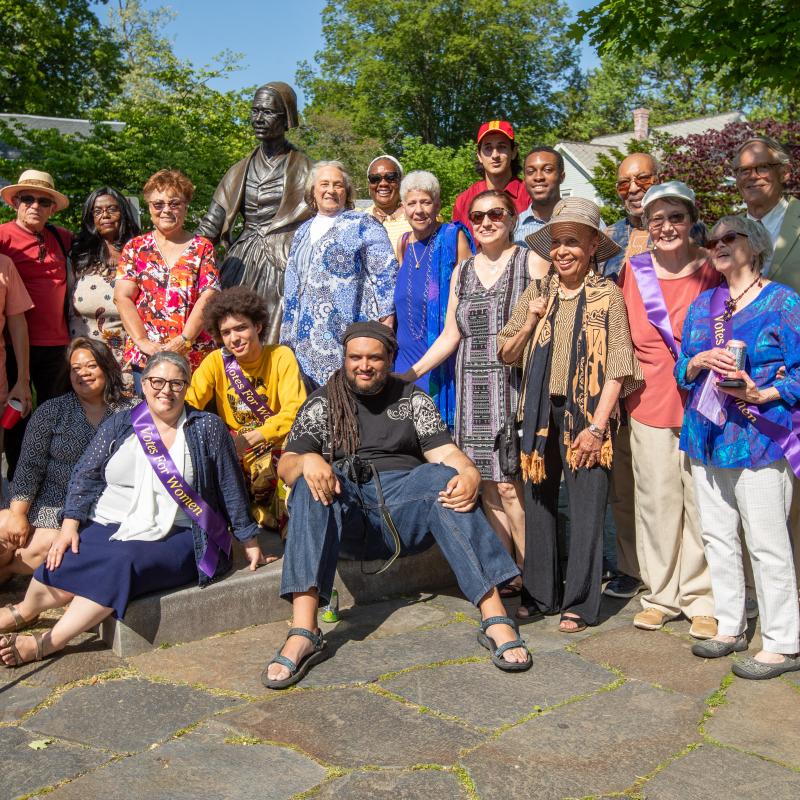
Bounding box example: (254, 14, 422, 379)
(494, 412, 522, 478)
(242, 441, 289, 538)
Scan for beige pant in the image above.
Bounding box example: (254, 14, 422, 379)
(629, 418, 715, 618)
(790, 480, 800, 596)
(609, 422, 640, 579)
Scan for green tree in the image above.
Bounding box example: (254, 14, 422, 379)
(572, 1, 800, 112)
(298, 0, 577, 148)
(0, 0, 124, 115)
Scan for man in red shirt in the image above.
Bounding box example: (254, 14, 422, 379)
(0, 170, 72, 478)
(451, 121, 529, 235)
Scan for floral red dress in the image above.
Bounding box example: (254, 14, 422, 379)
(117, 232, 220, 369)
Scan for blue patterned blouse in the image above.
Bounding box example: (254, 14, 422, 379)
(280, 210, 399, 386)
(675, 281, 800, 469)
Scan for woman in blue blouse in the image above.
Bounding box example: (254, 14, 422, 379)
(676, 215, 800, 679)
(280, 161, 398, 389)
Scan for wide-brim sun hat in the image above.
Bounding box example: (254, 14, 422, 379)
(1, 169, 69, 212)
(525, 196, 621, 262)
(641, 180, 696, 212)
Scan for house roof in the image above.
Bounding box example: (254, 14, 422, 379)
(556, 111, 748, 180)
(0, 113, 125, 137)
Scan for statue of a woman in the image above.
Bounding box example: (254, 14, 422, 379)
(196, 81, 312, 342)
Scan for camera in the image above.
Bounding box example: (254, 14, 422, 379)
(333, 455, 373, 484)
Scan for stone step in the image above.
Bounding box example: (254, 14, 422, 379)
(100, 535, 456, 657)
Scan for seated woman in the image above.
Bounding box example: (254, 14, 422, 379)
(498, 197, 642, 632)
(186, 287, 306, 534)
(678, 216, 800, 679)
(0, 352, 265, 666)
(0, 338, 133, 588)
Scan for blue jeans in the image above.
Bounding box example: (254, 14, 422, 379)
(281, 462, 519, 607)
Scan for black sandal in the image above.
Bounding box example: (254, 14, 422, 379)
(477, 615, 532, 672)
(559, 613, 587, 633)
(261, 627, 328, 690)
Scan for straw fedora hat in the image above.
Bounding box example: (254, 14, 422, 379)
(525, 196, 620, 263)
(1, 170, 69, 212)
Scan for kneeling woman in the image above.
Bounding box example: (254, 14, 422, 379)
(0, 352, 265, 666)
(498, 198, 642, 632)
(186, 287, 306, 534)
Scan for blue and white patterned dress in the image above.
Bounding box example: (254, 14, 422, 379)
(280, 210, 398, 386)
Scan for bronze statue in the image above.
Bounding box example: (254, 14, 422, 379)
(196, 81, 312, 342)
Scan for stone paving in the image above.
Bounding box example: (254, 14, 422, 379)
(1, 579, 799, 800)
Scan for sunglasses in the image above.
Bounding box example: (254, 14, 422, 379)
(707, 231, 749, 250)
(92, 204, 121, 217)
(616, 173, 656, 196)
(149, 199, 185, 212)
(33, 231, 47, 262)
(145, 376, 189, 393)
(468, 207, 511, 225)
(18, 194, 55, 208)
(647, 211, 690, 228)
(367, 172, 400, 184)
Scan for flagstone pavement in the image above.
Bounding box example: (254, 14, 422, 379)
(1, 573, 798, 800)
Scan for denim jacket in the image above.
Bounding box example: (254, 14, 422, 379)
(61, 404, 260, 586)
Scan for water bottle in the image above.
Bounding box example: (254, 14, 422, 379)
(320, 588, 340, 623)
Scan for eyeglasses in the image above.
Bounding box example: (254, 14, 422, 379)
(367, 172, 400, 184)
(733, 163, 781, 179)
(707, 231, 749, 250)
(18, 194, 55, 208)
(647, 211, 690, 228)
(251, 108, 286, 119)
(149, 199, 185, 212)
(616, 173, 656, 196)
(92, 205, 121, 217)
(468, 207, 511, 225)
(33, 231, 47, 262)
(145, 376, 188, 393)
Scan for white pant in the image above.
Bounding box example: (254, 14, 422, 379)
(691, 459, 800, 653)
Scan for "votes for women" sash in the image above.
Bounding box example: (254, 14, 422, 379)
(131, 401, 232, 578)
(628, 252, 680, 360)
(694, 286, 800, 477)
(221, 348, 275, 423)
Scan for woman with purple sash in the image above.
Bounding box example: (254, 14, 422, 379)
(619, 182, 718, 640)
(0, 352, 265, 668)
(677, 215, 800, 679)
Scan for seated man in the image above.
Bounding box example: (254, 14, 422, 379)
(263, 321, 531, 689)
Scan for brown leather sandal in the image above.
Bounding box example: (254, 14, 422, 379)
(2, 603, 38, 633)
(0, 631, 46, 667)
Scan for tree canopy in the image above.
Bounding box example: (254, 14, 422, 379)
(572, 1, 800, 111)
(298, 0, 577, 148)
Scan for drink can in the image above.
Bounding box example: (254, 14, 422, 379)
(726, 340, 747, 371)
(320, 588, 340, 623)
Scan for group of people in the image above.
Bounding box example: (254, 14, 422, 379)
(0, 84, 798, 687)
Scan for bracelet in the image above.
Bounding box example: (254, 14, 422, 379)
(180, 333, 193, 346)
(587, 423, 604, 440)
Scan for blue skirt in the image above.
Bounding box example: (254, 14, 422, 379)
(34, 521, 197, 619)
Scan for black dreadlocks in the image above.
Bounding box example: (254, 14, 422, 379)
(326, 368, 360, 461)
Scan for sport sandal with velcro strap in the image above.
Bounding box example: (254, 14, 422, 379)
(261, 627, 328, 690)
(477, 615, 532, 672)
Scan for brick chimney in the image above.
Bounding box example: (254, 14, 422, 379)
(633, 107, 650, 141)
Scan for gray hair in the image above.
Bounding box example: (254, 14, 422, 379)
(141, 351, 192, 382)
(303, 160, 355, 211)
(641, 196, 699, 225)
(733, 136, 792, 169)
(400, 170, 441, 204)
(710, 215, 774, 273)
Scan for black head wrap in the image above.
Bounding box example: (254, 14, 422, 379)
(342, 321, 398, 356)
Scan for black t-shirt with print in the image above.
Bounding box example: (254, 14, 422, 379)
(285, 376, 453, 472)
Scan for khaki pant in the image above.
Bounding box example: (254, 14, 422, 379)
(629, 418, 715, 618)
(790, 479, 800, 597)
(609, 423, 640, 579)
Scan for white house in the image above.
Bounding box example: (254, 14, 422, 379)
(555, 110, 747, 207)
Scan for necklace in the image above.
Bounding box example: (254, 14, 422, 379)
(722, 274, 762, 321)
(405, 228, 438, 341)
(557, 280, 585, 300)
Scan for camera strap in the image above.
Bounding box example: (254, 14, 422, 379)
(360, 463, 402, 576)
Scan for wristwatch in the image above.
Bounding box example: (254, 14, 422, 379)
(180, 333, 193, 346)
(588, 423, 604, 439)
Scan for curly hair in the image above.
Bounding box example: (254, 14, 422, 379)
(203, 286, 269, 344)
(70, 187, 141, 277)
(67, 337, 126, 405)
(142, 169, 195, 202)
(303, 160, 356, 212)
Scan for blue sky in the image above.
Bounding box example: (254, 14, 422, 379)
(129, 0, 600, 105)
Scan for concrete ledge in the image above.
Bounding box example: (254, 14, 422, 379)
(101, 540, 456, 657)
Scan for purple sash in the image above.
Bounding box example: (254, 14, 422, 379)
(628, 252, 680, 360)
(221, 349, 273, 424)
(694, 286, 800, 477)
(131, 401, 231, 578)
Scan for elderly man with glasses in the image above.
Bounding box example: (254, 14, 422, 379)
(0, 170, 73, 479)
(362, 155, 412, 250)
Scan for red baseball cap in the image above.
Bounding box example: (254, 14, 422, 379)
(477, 120, 515, 144)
